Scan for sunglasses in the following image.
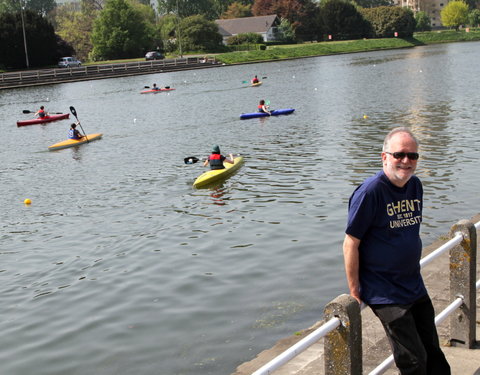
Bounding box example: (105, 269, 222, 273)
(385, 151, 419, 160)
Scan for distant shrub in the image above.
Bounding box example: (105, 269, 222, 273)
(361, 6, 415, 38)
(415, 11, 432, 31)
(227, 32, 264, 45)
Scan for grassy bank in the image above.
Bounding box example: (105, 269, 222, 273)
(216, 29, 480, 65)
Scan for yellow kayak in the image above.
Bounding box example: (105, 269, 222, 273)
(193, 156, 244, 188)
(48, 133, 103, 151)
(251, 81, 262, 87)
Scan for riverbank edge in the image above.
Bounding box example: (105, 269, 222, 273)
(231, 213, 480, 375)
(215, 30, 480, 65)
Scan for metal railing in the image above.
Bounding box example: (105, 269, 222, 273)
(250, 219, 479, 375)
(0, 57, 219, 89)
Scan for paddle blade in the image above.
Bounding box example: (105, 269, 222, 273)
(22, 110, 33, 114)
(69, 106, 78, 118)
(184, 156, 200, 164)
(144, 86, 150, 88)
(262, 76, 267, 79)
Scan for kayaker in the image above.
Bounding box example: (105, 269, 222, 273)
(69, 123, 84, 140)
(258, 100, 271, 115)
(152, 83, 159, 91)
(251, 75, 259, 84)
(35, 106, 48, 118)
(203, 145, 234, 170)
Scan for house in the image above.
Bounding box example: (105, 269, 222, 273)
(215, 15, 281, 45)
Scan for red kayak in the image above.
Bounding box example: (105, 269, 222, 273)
(140, 88, 175, 94)
(17, 113, 70, 127)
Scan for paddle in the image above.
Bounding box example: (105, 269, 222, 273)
(23, 110, 64, 114)
(184, 156, 200, 164)
(184, 154, 243, 164)
(242, 77, 267, 83)
(69, 106, 89, 143)
(144, 85, 170, 89)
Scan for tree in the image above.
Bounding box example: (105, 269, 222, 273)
(90, 0, 154, 60)
(25, 0, 56, 16)
(415, 10, 431, 31)
(252, 0, 320, 41)
(178, 14, 223, 51)
(55, 1, 96, 61)
(1, 0, 55, 15)
(157, 13, 178, 52)
(221, 2, 253, 18)
(441, 1, 469, 30)
(353, 0, 393, 8)
(277, 17, 295, 42)
(361, 6, 415, 38)
(0, 10, 70, 68)
(319, 0, 371, 40)
(157, 0, 218, 19)
(468, 8, 480, 26)
(0, 0, 19, 14)
(227, 31, 263, 44)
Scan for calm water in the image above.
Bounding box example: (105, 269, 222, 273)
(1, 42, 480, 375)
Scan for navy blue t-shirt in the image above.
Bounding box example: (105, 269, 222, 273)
(346, 171, 427, 305)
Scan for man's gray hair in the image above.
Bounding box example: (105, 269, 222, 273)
(383, 127, 419, 152)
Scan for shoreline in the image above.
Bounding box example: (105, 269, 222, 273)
(2, 30, 480, 90)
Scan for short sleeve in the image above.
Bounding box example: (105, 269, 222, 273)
(346, 187, 376, 240)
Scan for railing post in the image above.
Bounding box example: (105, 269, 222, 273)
(324, 294, 362, 375)
(448, 219, 477, 348)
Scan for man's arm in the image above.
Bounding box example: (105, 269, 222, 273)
(343, 234, 362, 304)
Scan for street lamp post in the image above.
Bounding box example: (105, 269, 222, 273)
(176, 0, 182, 58)
(20, 1, 30, 68)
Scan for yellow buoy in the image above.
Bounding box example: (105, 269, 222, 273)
(363, 115, 368, 119)
(24, 198, 31, 205)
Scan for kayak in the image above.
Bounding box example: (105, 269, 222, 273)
(48, 133, 103, 151)
(251, 81, 262, 87)
(240, 108, 295, 120)
(17, 113, 70, 127)
(140, 88, 175, 94)
(193, 156, 244, 188)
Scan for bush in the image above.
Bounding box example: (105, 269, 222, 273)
(361, 6, 415, 38)
(415, 11, 432, 32)
(227, 32, 264, 45)
(319, 0, 372, 40)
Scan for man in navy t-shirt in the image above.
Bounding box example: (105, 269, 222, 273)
(343, 127, 450, 374)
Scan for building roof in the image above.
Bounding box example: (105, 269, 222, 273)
(215, 15, 279, 37)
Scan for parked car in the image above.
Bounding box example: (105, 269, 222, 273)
(58, 57, 82, 68)
(145, 51, 164, 61)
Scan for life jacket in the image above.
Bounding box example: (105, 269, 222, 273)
(258, 104, 265, 113)
(252, 78, 259, 83)
(69, 129, 81, 140)
(209, 153, 225, 170)
(38, 109, 45, 118)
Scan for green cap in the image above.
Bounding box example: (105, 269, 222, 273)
(212, 144, 220, 153)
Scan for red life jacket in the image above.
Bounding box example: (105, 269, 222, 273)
(209, 153, 225, 170)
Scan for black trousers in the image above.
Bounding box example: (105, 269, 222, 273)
(370, 295, 451, 375)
